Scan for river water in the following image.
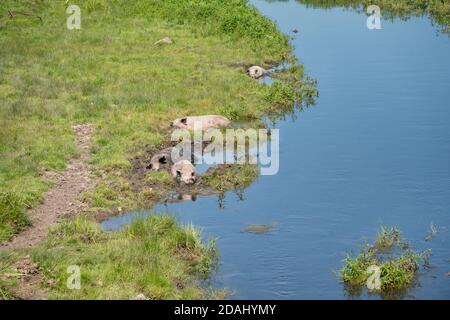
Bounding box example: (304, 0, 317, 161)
(102, 0, 450, 299)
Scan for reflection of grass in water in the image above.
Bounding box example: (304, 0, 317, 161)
(341, 226, 431, 299)
(292, 0, 450, 33)
(425, 223, 439, 241)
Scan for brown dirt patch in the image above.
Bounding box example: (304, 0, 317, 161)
(9, 255, 47, 300)
(0, 124, 95, 250)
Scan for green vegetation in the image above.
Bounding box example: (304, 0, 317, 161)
(0, 253, 18, 300)
(0, 0, 308, 299)
(145, 171, 174, 187)
(29, 214, 221, 299)
(202, 164, 260, 193)
(373, 226, 402, 251)
(0, 0, 312, 240)
(341, 226, 430, 297)
(296, 0, 450, 33)
(0, 191, 30, 242)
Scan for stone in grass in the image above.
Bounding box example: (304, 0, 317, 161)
(132, 293, 147, 300)
(154, 37, 173, 45)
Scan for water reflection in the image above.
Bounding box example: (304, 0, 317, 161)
(267, 0, 450, 34)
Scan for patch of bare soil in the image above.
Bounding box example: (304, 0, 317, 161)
(0, 124, 95, 250)
(9, 256, 47, 300)
(130, 141, 223, 196)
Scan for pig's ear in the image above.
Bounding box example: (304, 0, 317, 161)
(180, 117, 187, 125)
(146, 163, 153, 169)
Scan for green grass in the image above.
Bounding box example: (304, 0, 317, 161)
(29, 214, 222, 299)
(0, 253, 19, 300)
(0, 191, 30, 242)
(0, 0, 311, 240)
(341, 226, 430, 297)
(145, 171, 174, 187)
(373, 226, 402, 251)
(202, 164, 260, 193)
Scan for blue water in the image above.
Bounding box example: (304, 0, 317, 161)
(103, 1, 450, 299)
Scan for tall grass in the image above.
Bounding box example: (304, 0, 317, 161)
(31, 214, 221, 299)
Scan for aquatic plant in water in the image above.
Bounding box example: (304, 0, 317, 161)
(341, 226, 430, 298)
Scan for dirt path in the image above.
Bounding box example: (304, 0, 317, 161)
(0, 124, 95, 250)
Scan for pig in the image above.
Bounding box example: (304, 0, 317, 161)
(171, 115, 230, 131)
(171, 160, 196, 185)
(246, 66, 267, 79)
(147, 147, 173, 171)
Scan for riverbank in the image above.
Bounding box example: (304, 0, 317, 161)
(0, 0, 308, 299)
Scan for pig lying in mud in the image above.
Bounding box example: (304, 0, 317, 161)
(147, 142, 199, 171)
(147, 147, 173, 171)
(246, 66, 267, 79)
(171, 115, 230, 131)
(171, 160, 196, 185)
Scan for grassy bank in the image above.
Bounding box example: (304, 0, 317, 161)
(296, 0, 450, 33)
(1, 215, 222, 299)
(0, 0, 309, 241)
(0, 0, 307, 298)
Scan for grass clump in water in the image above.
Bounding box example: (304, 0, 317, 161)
(202, 164, 259, 193)
(374, 226, 403, 251)
(341, 226, 430, 297)
(30, 214, 221, 299)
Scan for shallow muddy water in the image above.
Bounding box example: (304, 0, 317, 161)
(103, 0, 450, 299)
